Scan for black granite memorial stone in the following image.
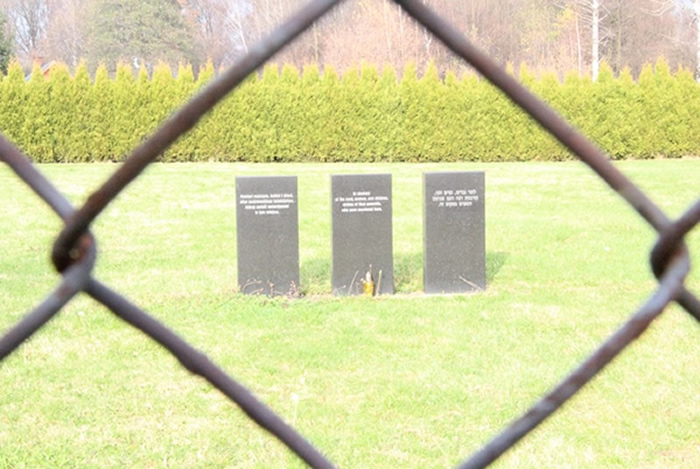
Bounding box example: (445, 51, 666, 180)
(235, 176, 299, 296)
(331, 174, 394, 295)
(423, 171, 485, 293)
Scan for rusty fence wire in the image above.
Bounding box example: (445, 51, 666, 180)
(1, 0, 698, 467)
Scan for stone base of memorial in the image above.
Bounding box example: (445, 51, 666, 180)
(423, 171, 486, 294)
(331, 174, 394, 296)
(235, 176, 300, 297)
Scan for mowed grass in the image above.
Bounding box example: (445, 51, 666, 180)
(0, 160, 698, 468)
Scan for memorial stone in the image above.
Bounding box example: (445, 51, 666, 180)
(423, 171, 485, 293)
(235, 176, 300, 296)
(331, 174, 394, 295)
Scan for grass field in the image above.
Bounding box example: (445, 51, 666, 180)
(1, 160, 698, 468)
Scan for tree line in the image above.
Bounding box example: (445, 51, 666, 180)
(1, 58, 698, 163)
(0, 0, 698, 80)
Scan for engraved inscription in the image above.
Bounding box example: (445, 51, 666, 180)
(334, 191, 388, 213)
(431, 188, 480, 208)
(239, 192, 295, 215)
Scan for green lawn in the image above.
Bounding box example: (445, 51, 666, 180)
(0, 160, 698, 468)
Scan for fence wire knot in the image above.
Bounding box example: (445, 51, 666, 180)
(651, 201, 700, 279)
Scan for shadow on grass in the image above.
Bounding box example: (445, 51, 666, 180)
(395, 251, 422, 292)
(300, 257, 331, 295)
(300, 251, 509, 294)
(487, 251, 509, 283)
(300, 254, 422, 294)
(395, 251, 509, 291)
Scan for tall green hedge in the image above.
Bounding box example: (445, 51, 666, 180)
(0, 58, 698, 163)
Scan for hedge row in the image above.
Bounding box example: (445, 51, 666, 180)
(1, 59, 698, 163)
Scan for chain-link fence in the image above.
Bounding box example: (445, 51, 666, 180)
(1, 0, 698, 467)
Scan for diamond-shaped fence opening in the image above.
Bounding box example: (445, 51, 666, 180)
(1, 0, 698, 468)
